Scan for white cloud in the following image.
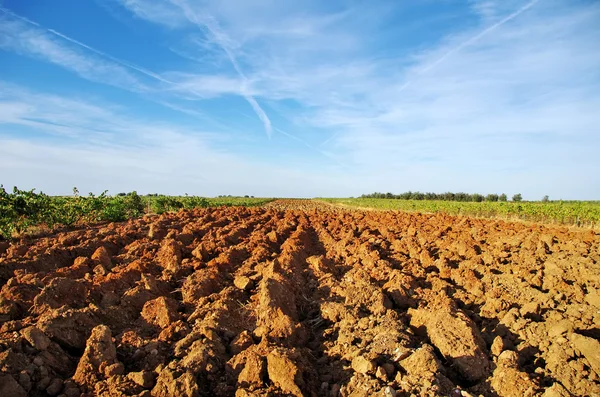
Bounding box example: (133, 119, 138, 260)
(0, 83, 353, 196)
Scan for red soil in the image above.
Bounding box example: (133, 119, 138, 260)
(0, 200, 599, 396)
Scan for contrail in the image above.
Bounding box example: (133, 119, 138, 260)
(47, 29, 174, 84)
(0, 6, 275, 136)
(320, 0, 542, 148)
(398, 0, 541, 93)
(170, 0, 274, 138)
(0, 6, 173, 85)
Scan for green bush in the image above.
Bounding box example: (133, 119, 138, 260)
(512, 193, 523, 202)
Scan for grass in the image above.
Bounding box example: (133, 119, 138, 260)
(318, 198, 600, 228)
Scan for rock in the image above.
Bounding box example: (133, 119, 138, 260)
(93, 264, 107, 276)
(585, 289, 600, 309)
(375, 366, 388, 381)
(91, 246, 112, 269)
(37, 376, 51, 390)
(266, 231, 278, 243)
(381, 386, 397, 397)
(382, 363, 395, 377)
(0, 350, 30, 372)
(46, 378, 63, 396)
(570, 332, 600, 376)
(141, 274, 169, 295)
(330, 384, 340, 396)
(230, 331, 254, 355)
(0, 374, 27, 397)
(234, 276, 253, 291)
(21, 326, 51, 351)
(400, 344, 442, 375)
(100, 291, 120, 307)
(182, 269, 220, 303)
(33, 356, 44, 366)
(548, 320, 573, 338)
(409, 300, 491, 382)
(490, 351, 538, 396)
(237, 352, 266, 388)
(181, 339, 211, 373)
(32, 278, 89, 314)
(128, 371, 155, 389)
(0, 299, 19, 322)
(520, 302, 541, 319)
(104, 362, 124, 377)
(352, 356, 376, 375)
(151, 369, 199, 397)
(141, 297, 180, 328)
(267, 349, 303, 397)
(156, 239, 182, 274)
(306, 255, 334, 275)
(73, 325, 120, 389)
(491, 336, 505, 356)
(39, 308, 100, 352)
(18, 371, 31, 392)
(64, 387, 81, 397)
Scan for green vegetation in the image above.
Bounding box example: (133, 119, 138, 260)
(0, 186, 272, 239)
(360, 191, 527, 202)
(320, 198, 600, 227)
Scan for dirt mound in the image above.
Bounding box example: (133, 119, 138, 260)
(0, 201, 599, 396)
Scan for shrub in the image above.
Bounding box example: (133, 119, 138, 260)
(512, 193, 523, 202)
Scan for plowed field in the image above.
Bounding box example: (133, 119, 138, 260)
(0, 200, 599, 397)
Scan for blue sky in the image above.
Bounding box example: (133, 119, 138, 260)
(0, 0, 598, 199)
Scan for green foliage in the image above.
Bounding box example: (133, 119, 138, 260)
(320, 198, 600, 227)
(499, 193, 508, 202)
(362, 191, 505, 202)
(513, 193, 523, 202)
(542, 195, 550, 203)
(486, 194, 499, 202)
(0, 187, 273, 239)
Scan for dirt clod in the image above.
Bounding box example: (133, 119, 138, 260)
(21, 326, 51, 351)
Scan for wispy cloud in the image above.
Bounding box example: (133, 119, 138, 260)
(0, 83, 352, 196)
(2, 0, 599, 198)
(167, 0, 273, 137)
(396, 0, 541, 93)
(0, 7, 149, 91)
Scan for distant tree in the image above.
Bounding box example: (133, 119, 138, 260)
(425, 192, 437, 200)
(244, 195, 249, 198)
(412, 192, 425, 200)
(542, 195, 550, 203)
(455, 192, 470, 202)
(472, 193, 484, 202)
(486, 194, 499, 202)
(499, 193, 507, 202)
(442, 192, 455, 201)
(512, 193, 523, 202)
(117, 192, 127, 197)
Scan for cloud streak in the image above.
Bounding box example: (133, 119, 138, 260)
(397, 0, 542, 93)
(167, 0, 274, 137)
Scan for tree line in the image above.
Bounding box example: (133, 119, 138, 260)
(361, 192, 526, 202)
